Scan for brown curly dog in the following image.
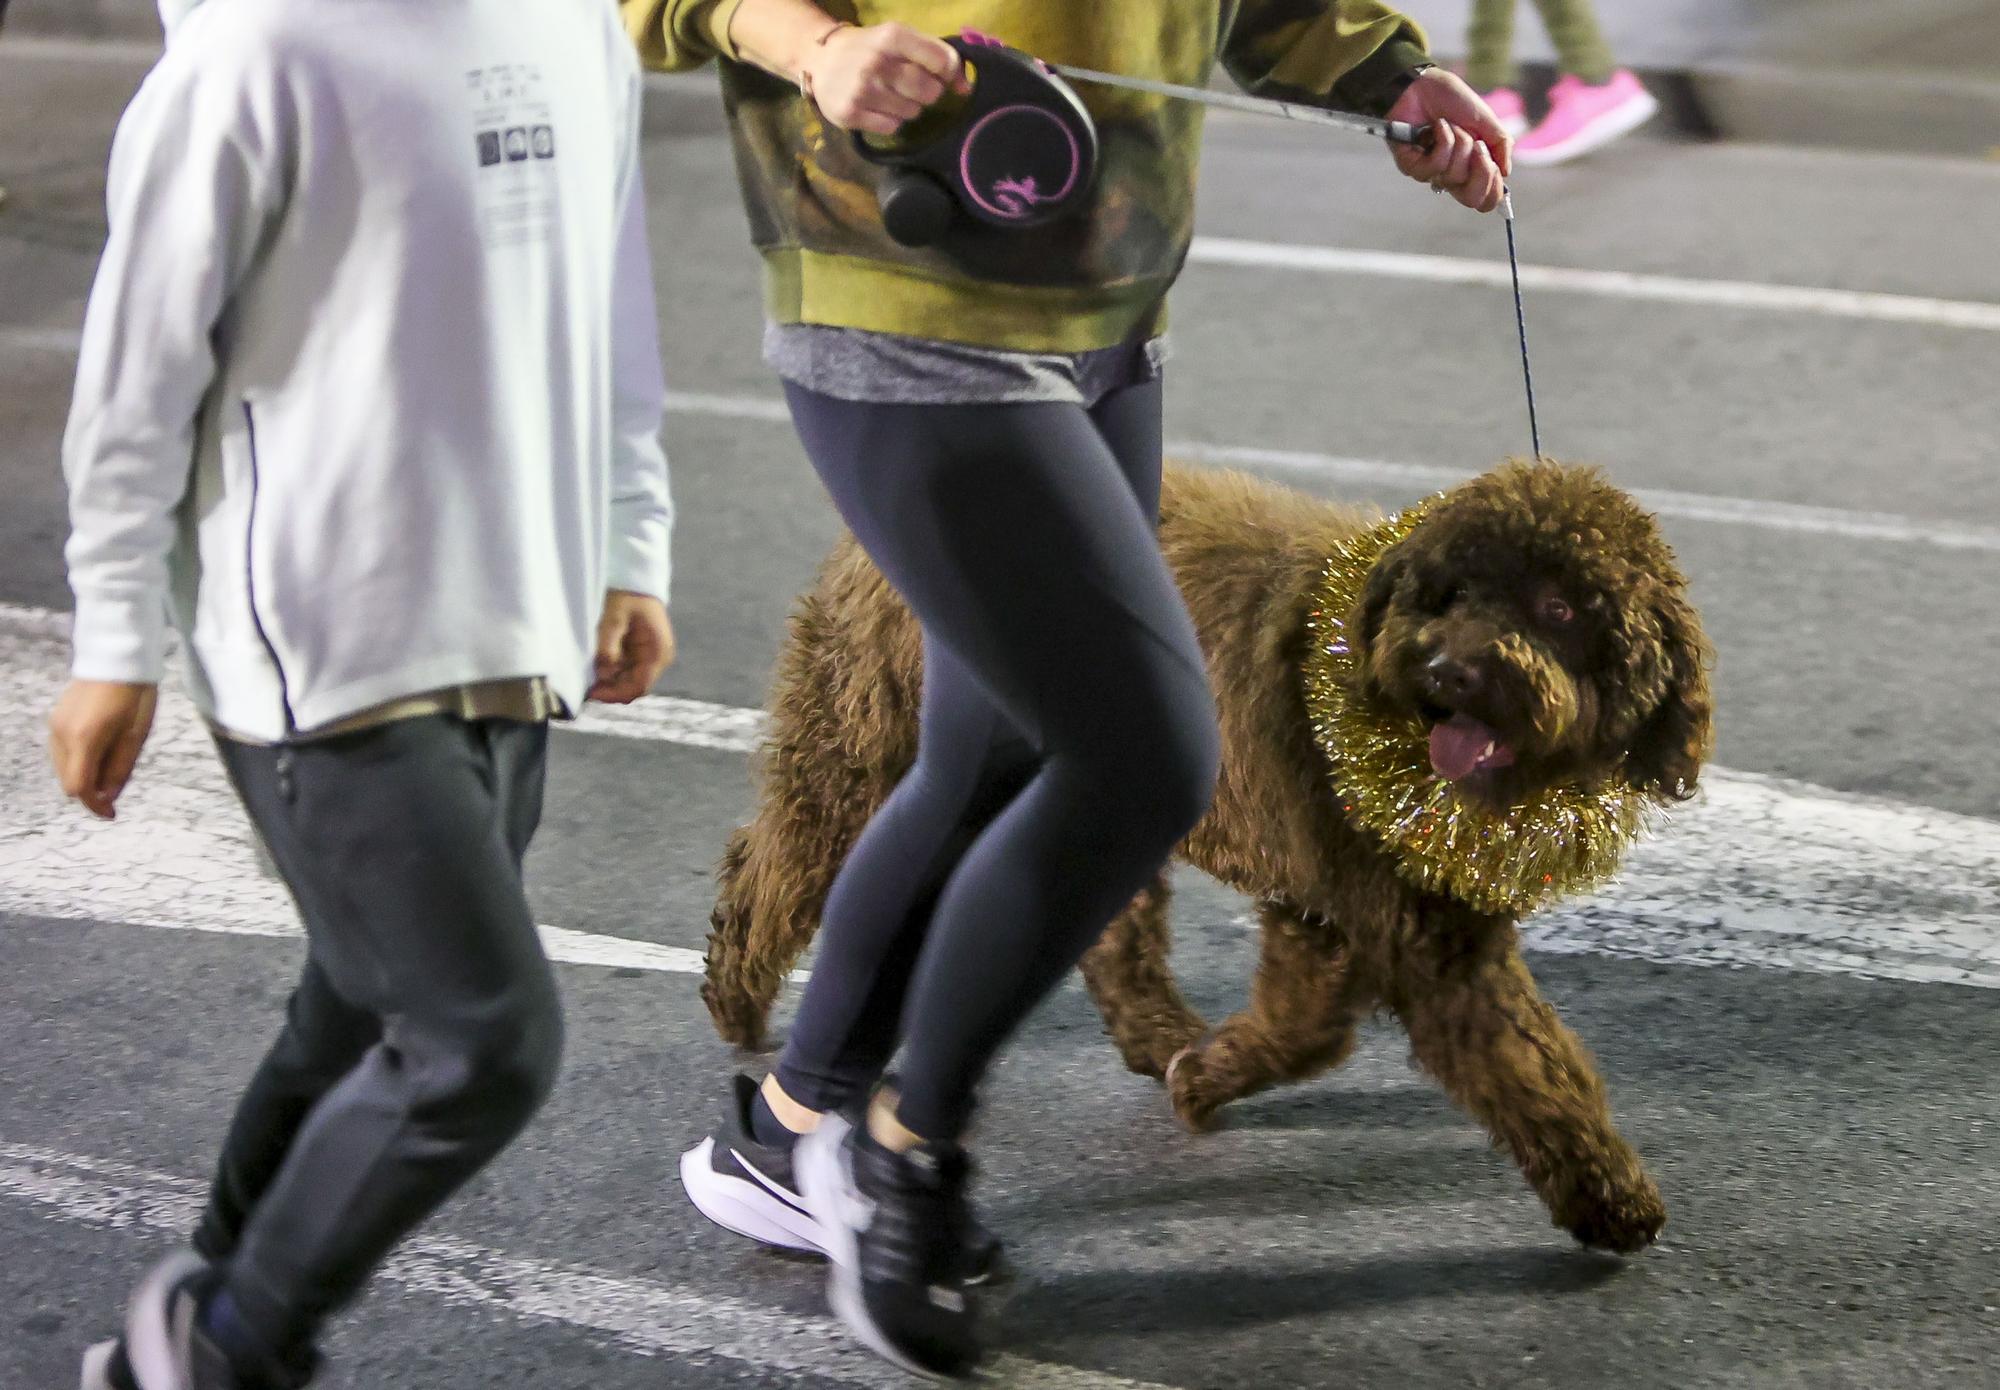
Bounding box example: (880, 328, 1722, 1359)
(703, 461, 1712, 1255)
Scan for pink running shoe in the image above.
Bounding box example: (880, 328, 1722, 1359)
(1481, 88, 1530, 139)
(1515, 69, 1659, 166)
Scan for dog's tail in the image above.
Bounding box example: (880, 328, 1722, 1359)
(702, 825, 778, 1050)
(702, 540, 919, 1052)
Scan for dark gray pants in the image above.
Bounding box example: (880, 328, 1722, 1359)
(200, 716, 562, 1358)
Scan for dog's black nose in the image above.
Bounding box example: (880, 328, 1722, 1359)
(1425, 654, 1483, 702)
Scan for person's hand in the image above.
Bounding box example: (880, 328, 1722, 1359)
(1387, 68, 1511, 213)
(801, 22, 971, 136)
(48, 680, 159, 820)
(589, 591, 675, 705)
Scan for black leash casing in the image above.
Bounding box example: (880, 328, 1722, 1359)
(851, 34, 1099, 248)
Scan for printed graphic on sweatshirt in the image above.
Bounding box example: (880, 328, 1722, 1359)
(467, 63, 558, 248)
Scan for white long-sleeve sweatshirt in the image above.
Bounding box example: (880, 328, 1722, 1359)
(64, 0, 674, 741)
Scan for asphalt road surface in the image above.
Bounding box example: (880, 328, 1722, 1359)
(2, 35, 1997, 1390)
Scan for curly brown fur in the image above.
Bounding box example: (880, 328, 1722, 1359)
(706, 459, 1711, 1254)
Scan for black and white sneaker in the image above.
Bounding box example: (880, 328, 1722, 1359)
(679, 1074, 828, 1256)
(681, 1077, 1009, 1286)
(796, 1113, 982, 1381)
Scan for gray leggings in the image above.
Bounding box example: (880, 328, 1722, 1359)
(202, 717, 562, 1357)
(773, 379, 1221, 1141)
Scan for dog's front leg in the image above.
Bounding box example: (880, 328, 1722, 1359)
(1392, 919, 1665, 1254)
(1080, 872, 1208, 1080)
(1164, 902, 1361, 1133)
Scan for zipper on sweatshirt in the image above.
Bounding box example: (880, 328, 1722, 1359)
(241, 402, 300, 792)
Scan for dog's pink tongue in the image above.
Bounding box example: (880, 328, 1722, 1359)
(1428, 714, 1514, 782)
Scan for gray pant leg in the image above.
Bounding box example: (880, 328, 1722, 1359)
(193, 957, 379, 1264)
(208, 716, 559, 1355)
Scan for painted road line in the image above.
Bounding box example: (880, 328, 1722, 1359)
(0, 325, 91, 356)
(1186, 236, 2000, 333)
(1173, 441, 2000, 556)
(0, 1142, 1175, 1390)
(4, 46, 1993, 342)
(674, 391, 2000, 557)
(0, 612, 727, 979)
(669, 394, 2000, 555)
(569, 692, 772, 751)
(4, 327, 1994, 554)
(4, 608, 1997, 990)
(0, 34, 165, 65)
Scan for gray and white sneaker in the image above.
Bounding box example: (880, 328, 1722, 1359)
(122, 1250, 232, 1390)
(121, 1251, 315, 1389)
(796, 1113, 982, 1381)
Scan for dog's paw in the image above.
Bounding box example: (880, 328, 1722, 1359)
(1114, 1024, 1207, 1081)
(1557, 1180, 1667, 1255)
(1165, 1046, 1226, 1134)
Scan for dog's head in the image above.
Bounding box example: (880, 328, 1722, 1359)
(1348, 460, 1713, 808)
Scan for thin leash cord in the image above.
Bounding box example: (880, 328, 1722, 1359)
(1501, 187, 1543, 461)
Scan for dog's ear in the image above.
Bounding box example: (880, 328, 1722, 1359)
(1622, 587, 1714, 802)
(1348, 541, 1410, 659)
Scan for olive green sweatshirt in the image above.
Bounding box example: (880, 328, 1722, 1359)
(623, 0, 1429, 351)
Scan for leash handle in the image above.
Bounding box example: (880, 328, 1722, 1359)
(1389, 121, 1435, 151)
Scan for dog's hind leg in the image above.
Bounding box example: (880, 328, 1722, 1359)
(1165, 902, 1361, 1132)
(1080, 872, 1208, 1079)
(1390, 924, 1666, 1254)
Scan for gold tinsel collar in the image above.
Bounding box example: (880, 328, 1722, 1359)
(1302, 505, 1653, 917)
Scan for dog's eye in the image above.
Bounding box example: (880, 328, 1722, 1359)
(1429, 581, 1464, 615)
(1537, 594, 1575, 627)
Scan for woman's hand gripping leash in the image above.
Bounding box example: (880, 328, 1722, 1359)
(1387, 67, 1511, 212)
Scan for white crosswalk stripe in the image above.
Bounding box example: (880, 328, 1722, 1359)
(1185, 236, 2000, 332)
(0, 1143, 1178, 1390)
(3, 606, 1995, 990)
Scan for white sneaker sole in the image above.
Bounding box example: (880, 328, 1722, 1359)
(679, 1137, 827, 1256)
(797, 1119, 957, 1384)
(1515, 89, 1660, 166)
(123, 1250, 207, 1390)
(79, 1341, 119, 1390)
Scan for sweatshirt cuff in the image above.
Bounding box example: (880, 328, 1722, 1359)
(606, 533, 672, 608)
(700, 0, 749, 63)
(1338, 33, 1433, 117)
(69, 589, 169, 684)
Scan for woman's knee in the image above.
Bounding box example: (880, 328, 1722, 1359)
(1146, 705, 1223, 838)
(1081, 675, 1221, 843)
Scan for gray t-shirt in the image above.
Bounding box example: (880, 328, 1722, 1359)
(764, 323, 1170, 407)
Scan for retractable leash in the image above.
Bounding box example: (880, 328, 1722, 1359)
(856, 29, 1542, 457)
(1043, 60, 1436, 147)
(851, 34, 1100, 247)
(1502, 189, 1544, 460)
